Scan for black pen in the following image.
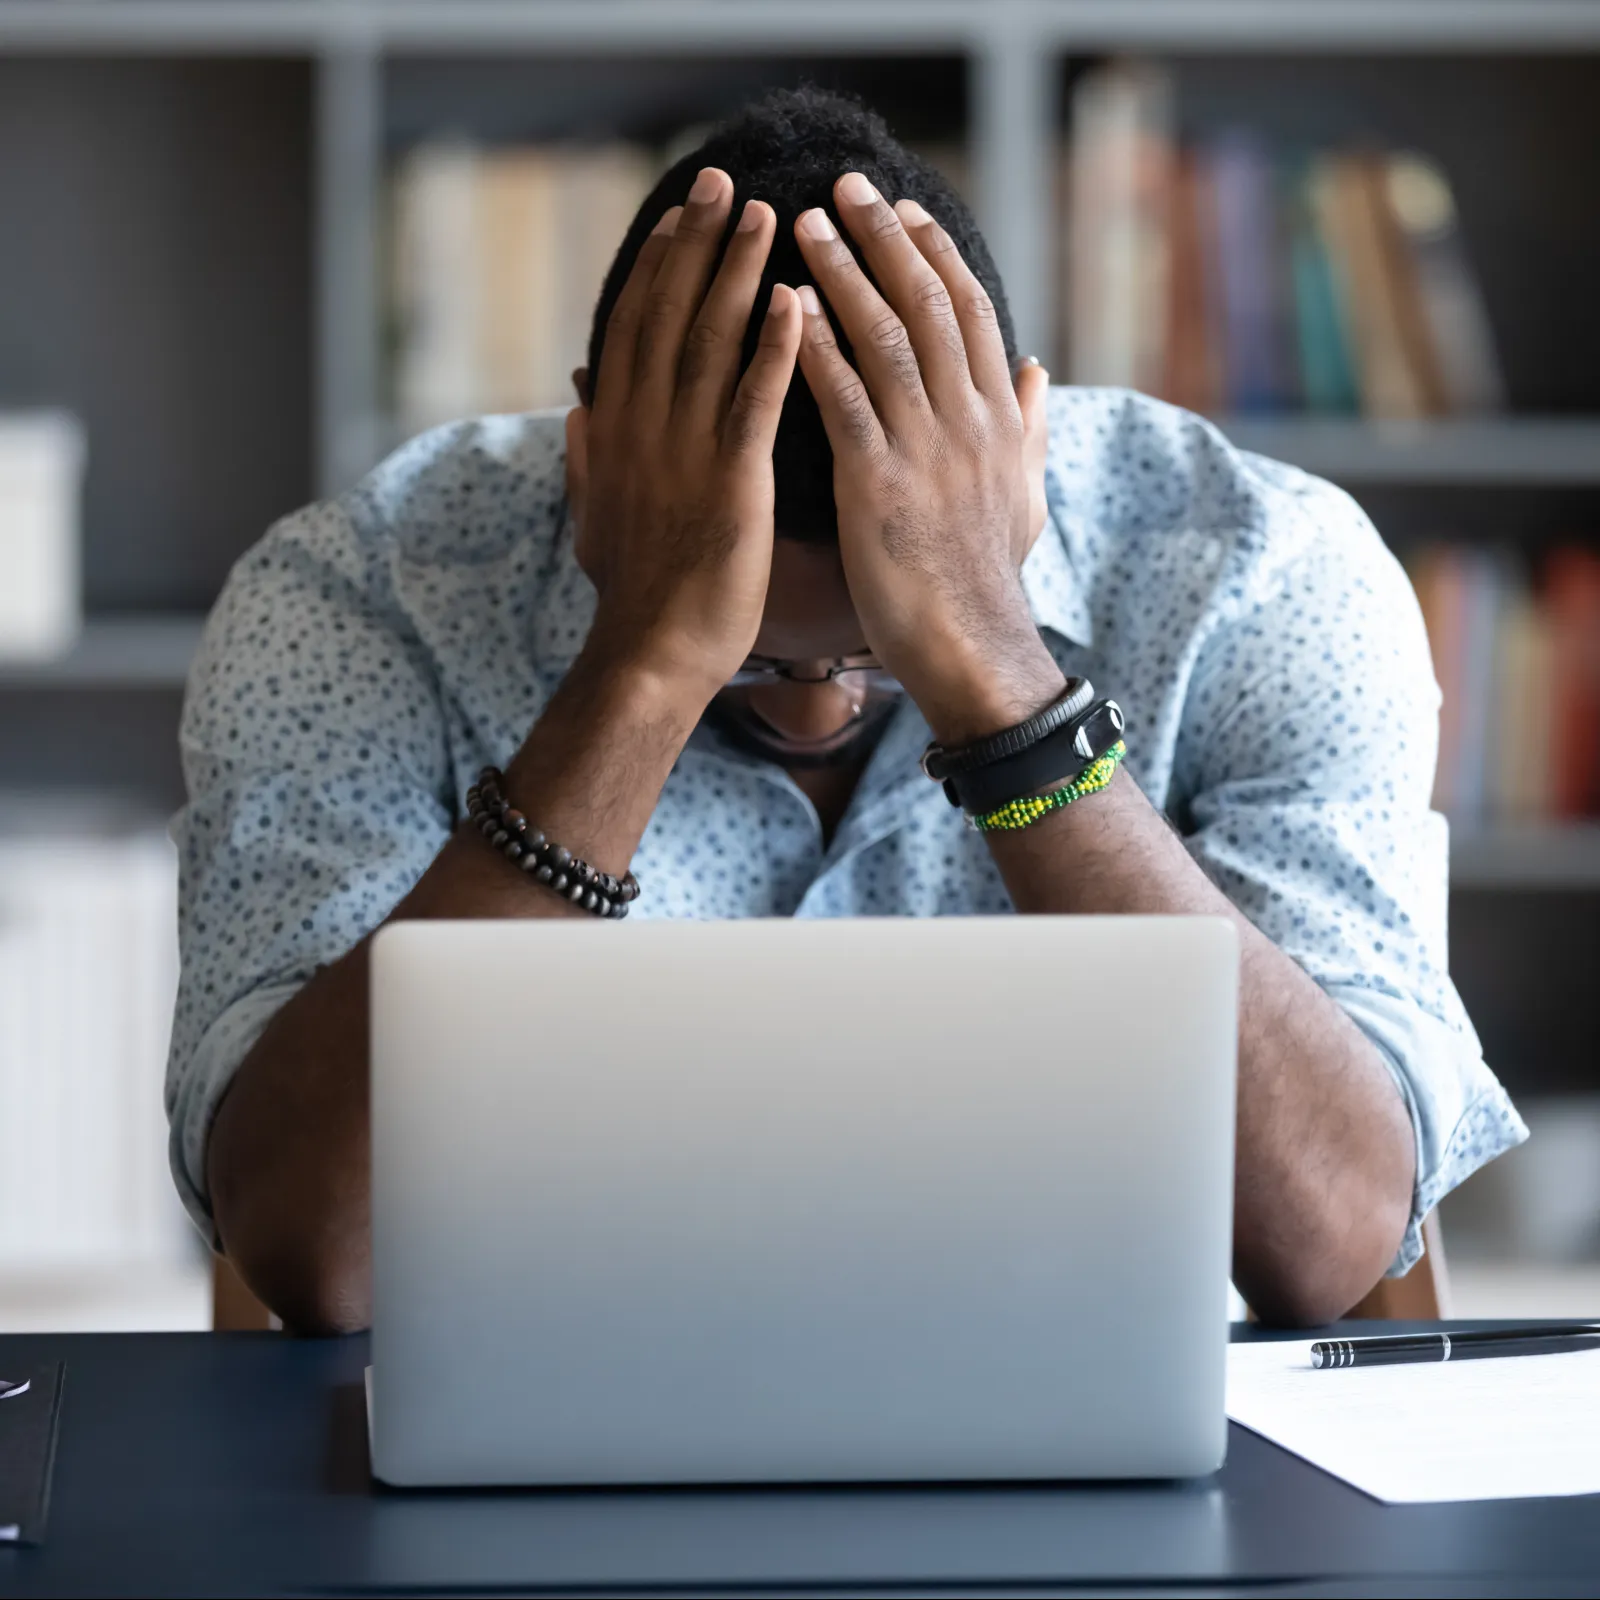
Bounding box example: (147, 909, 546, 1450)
(1311, 1324, 1600, 1369)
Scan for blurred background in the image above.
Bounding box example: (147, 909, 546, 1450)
(1, 0, 1597, 1332)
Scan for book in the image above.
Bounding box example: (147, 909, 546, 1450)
(1546, 548, 1600, 818)
(0, 413, 85, 663)
(1315, 154, 1430, 418)
(1162, 147, 1225, 412)
(1450, 547, 1503, 828)
(1410, 545, 1468, 816)
(1409, 544, 1600, 826)
(0, 814, 186, 1273)
(1205, 132, 1283, 412)
(1285, 158, 1359, 413)
(391, 141, 657, 431)
(1492, 585, 1557, 821)
(1059, 102, 1505, 420)
(1384, 152, 1506, 413)
(1066, 61, 1173, 392)
(1371, 154, 1450, 415)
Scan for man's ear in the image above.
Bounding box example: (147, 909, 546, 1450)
(571, 366, 592, 407)
(1014, 358, 1050, 563)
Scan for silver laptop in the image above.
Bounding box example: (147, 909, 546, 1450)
(369, 915, 1238, 1487)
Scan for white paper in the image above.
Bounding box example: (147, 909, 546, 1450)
(1227, 1338, 1600, 1503)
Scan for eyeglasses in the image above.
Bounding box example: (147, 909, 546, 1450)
(726, 654, 903, 694)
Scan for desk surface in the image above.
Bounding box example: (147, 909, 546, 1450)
(0, 1324, 1596, 1598)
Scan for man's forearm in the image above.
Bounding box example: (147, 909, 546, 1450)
(207, 641, 709, 1334)
(981, 769, 1417, 1327)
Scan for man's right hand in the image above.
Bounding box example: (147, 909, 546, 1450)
(565, 167, 803, 700)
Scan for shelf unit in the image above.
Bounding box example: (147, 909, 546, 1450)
(6, 1, 1600, 497)
(1217, 418, 1600, 487)
(3, 1, 1598, 1101)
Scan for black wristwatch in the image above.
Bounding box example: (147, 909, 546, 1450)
(920, 678, 1095, 782)
(934, 697, 1126, 814)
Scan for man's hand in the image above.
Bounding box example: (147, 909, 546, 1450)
(566, 167, 803, 700)
(792, 173, 1064, 744)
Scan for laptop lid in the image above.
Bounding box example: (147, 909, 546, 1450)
(370, 915, 1237, 1486)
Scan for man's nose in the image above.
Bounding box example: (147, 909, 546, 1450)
(745, 677, 860, 741)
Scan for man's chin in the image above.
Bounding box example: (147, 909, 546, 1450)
(703, 696, 897, 770)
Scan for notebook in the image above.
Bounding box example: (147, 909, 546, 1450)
(0, 1363, 65, 1544)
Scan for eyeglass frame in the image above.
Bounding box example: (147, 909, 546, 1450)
(725, 654, 903, 694)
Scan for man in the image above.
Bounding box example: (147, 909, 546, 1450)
(169, 89, 1523, 1335)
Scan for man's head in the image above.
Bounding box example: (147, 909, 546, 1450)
(572, 88, 1022, 769)
(584, 86, 1018, 546)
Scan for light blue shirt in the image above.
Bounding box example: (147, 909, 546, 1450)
(168, 388, 1526, 1269)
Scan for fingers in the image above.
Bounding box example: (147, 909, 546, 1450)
(591, 210, 680, 411)
(724, 283, 803, 458)
(793, 203, 928, 426)
(794, 284, 887, 459)
(894, 198, 1015, 402)
(679, 197, 778, 431)
(634, 166, 736, 405)
(830, 172, 973, 409)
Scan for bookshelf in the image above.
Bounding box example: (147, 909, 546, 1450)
(1219, 418, 1600, 487)
(0, 617, 205, 691)
(2, 0, 1598, 1101)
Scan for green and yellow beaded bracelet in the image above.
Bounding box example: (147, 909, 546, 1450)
(968, 740, 1127, 834)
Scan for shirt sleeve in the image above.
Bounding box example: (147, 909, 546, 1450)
(166, 497, 455, 1241)
(1174, 463, 1527, 1277)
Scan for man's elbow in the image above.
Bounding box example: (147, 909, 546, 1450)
(1248, 1186, 1412, 1329)
(214, 1200, 372, 1335)
(209, 1129, 372, 1335)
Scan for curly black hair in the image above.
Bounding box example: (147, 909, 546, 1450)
(585, 85, 1016, 544)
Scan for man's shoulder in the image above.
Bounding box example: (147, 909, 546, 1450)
(1045, 385, 1385, 593)
(1046, 385, 1357, 534)
(335, 409, 571, 566)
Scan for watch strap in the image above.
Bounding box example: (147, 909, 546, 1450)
(920, 677, 1094, 781)
(943, 699, 1126, 814)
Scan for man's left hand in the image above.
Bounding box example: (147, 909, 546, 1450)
(793, 172, 1065, 744)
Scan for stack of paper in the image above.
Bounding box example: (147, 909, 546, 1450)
(1227, 1338, 1600, 1503)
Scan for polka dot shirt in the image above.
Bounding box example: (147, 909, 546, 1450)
(168, 388, 1525, 1272)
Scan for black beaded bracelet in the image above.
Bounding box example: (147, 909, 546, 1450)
(465, 767, 639, 919)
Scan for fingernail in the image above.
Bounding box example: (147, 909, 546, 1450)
(651, 206, 681, 237)
(838, 172, 877, 207)
(688, 167, 723, 204)
(768, 283, 792, 317)
(799, 209, 837, 242)
(1026, 354, 1041, 366)
(736, 197, 763, 232)
(898, 199, 932, 226)
(797, 285, 822, 316)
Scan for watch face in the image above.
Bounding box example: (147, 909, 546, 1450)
(1073, 700, 1125, 759)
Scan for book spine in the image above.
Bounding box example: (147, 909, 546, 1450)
(1384, 153, 1506, 414)
(1546, 548, 1600, 817)
(1321, 154, 1429, 419)
(1207, 132, 1282, 412)
(1162, 148, 1225, 413)
(1067, 63, 1173, 390)
(1286, 160, 1360, 413)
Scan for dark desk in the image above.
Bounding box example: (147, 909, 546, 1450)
(0, 1324, 1596, 1598)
